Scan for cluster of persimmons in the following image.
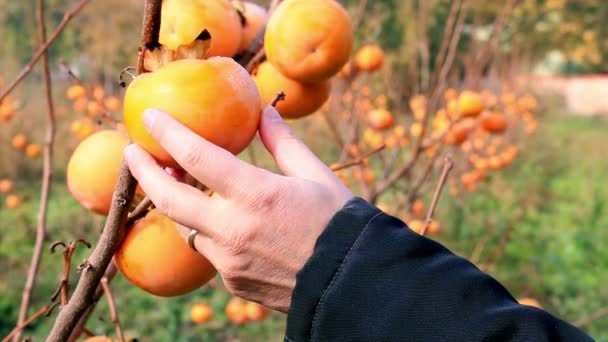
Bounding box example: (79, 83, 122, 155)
(59, 0, 360, 332)
(0, 77, 44, 209)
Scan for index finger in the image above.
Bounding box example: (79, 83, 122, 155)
(142, 108, 265, 197)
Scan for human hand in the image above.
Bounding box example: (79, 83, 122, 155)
(124, 106, 353, 313)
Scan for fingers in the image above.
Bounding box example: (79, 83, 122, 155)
(124, 144, 218, 238)
(259, 106, 334, 181)
(142, 108, 264, 197)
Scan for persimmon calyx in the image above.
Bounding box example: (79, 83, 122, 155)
(143, 30, 212, 72)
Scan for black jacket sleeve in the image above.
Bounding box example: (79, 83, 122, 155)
(285, 197, 593, 342)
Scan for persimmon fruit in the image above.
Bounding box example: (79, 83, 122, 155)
(0, 179, 14, 194)
(225, 297, 248, 324)
(245, 301, 270, 321)
(480, 112, 508, 133)
(191, 303, 214, 324)
(518, 297, 542, 309)
(253, 61, 330, 119)
(160, 0, 242, 57)
(355, 44, 384, 72)
(5, 195, 21, 209)
(115, 210, 217, 297)
(238, 1, 268, 53)
(123, 57, 261, 167)
(25, 144, 42, 158)
(11, 134, 27, 150)
(367, 109, 394, 130)
(458, 91, 485, 117)
(66, 130, 130, 215)
(265, 0, 353, 83)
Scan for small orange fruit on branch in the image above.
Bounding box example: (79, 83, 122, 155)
(160, 0, 243, 57)
(114, 210, 217, 297)
(355, 44, 384, 72)
(265, 0, 353, 83)
(458, 91, 485, 117)
(190, 302, 214, 324)
(253, 61, 330, 119)
(123, 56, 261, 168)
(66, 130, 130, 215)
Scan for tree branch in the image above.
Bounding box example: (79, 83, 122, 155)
(420, 155, 454, 236)
(45, 1, 162, 339)
(100, 277, 125, 342)
(0, 0, 91, 103)
(14, 0, 57, 339)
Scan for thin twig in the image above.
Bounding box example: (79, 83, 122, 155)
(126, 196, 153, 226)
(59, 60, 120, 124)
(49, 240, 91, 306)
(2, 303, 59, 342)
(420, 156, 454, 236)
(574, 307, 608, 328)
(46, 2, 160, 340)
(0, 0, 91, 103)
(469, 235, 489, 265)
(330, 144, 385, 172)
(14, 0, 57, 339)
(100, 277, 125, 342)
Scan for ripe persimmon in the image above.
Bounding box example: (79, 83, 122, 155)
(226, 297, 248, 324)
(355, 44, 384, 72)
(458, 91, 484, 117)
(265, 0, 353, 83)
(25, 144, 42, 158)
(445, 122, 471, 145)
(0, 101, 15, 121)
(480, 112, 508, 133)
(123, 57, 261, 167)
(115, 210, 217, 297)
(0, 179, 14, 194)
(367, 109, 394, 130)
(66, 130, 130, 215)
(411, 199, 425, 216)
(5, 195, 21, 209)
(160, 0, 242, 57)
(238, 1, 268, 53)
(12, 134, 27, 150)
(104, 96, 121, 112)
(66, 84, 86, 100)
(253, 61, 330, 119)
(245, 301, 270, 321)
(518, 297, 542, 308)
(407, 219, 424, 234)
(191, 303, 214, 324)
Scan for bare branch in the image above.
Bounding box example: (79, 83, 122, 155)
(574, 307, 608, 328)
(14, 0, 58, 339)
(0, 0, 91, 103)
(46, 1, 162, 338)
(2, 303, 59, 342)
(101, 277, 125, 342)
(330, 144, 386, 172)
(420, 156, 454, 236)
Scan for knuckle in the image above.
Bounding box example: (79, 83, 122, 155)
(179, 146, 205, 170)
(247, 182, 282, 212)
(152, 194, 173, 218)
(223, 229, 255, 257)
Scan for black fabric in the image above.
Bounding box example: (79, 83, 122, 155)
(285, 197, 593, 342)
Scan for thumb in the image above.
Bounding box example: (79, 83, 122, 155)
(258, 106, 333, 182)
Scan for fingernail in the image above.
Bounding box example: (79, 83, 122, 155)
(143, 108, 160, 130)
(263, 106, 282, 121)
(124, 144, 136, 163)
